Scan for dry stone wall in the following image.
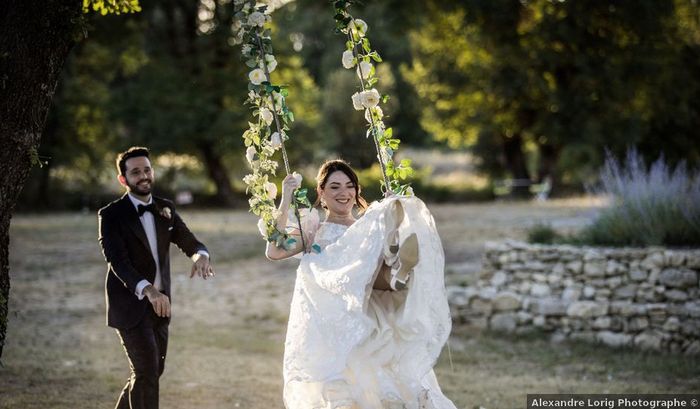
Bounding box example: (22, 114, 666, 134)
(447, 241, 700, 354)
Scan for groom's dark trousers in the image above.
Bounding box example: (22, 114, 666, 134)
(115, 308, 168, 409)
(99, 194, 207, 409)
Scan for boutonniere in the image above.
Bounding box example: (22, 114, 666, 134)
(160, 207, 172, 219)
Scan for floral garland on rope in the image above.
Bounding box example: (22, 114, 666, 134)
(233, 0, 311, 250)
(331, 0, 415, 195)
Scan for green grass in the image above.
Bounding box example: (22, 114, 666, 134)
(2, 207, 698, 409)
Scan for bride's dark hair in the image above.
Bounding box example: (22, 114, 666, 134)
(314, 159, 368, 212)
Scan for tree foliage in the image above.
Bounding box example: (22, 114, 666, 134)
(20, 0, 700, 206)
(83, 0, 141, 15)
(31, 0, 322, 207)
(404, 0, 700, 190)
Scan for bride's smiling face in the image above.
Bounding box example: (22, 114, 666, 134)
(319, 170, 356, 216)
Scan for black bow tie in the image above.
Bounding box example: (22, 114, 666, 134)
(137, 203, 157, 216)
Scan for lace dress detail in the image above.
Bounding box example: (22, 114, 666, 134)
(282, 197, 456, 409)
(312, 222, 350, 252)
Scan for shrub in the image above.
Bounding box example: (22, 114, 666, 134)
(578, 149, 700, 247)
(527, 222, 562, 244)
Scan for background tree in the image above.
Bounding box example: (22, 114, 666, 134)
(404, 0, 700, 193)
(274, 0, 429, 167)
(0, 0, 142, 360)
(27, 0, 322, 207)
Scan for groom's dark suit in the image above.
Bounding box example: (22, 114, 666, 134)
(99, 193, 207, 409)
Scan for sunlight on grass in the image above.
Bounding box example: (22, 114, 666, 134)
(2, 205, 697, 409)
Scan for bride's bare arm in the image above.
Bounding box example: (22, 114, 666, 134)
(265, 231, 305, 260)
(266, 174, 305, 260)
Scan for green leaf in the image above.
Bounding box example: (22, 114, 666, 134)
(362, 38, 371, 53)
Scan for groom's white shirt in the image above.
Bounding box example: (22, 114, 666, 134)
(127, 193, 208, 300)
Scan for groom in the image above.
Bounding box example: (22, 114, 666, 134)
(98, 146, 215, 409)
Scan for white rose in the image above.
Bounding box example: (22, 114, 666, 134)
(248, 11, 265, 27)
(270, 131, 283, 149)
(231, 31, 244, 45)
(271, 91, 284, 112)
(292, 171, 303, 185)
(271, 208, 281, 219)
(265, 181, 278, 200)
(264, 54, 277, 73)
(349, 19, 368, 37)
(232, 19, 242, 32)
(365, 106, 383, 123)
(248, 68, 266, 85)
(246, 146, 257, 164)
(356, 61, 373, 79)
(360, 88, 380, 108)
(341, 50, 355, 69)
(257, 218, 268, 238)
(260, 107, 273, 125)
(351, 92, 364, 111)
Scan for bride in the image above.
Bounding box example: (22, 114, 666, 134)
(266, 159, 457, 409)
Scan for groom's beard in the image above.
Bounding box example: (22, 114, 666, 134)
(126, 178, 153, 196)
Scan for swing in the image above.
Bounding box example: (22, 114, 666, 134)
(234, 0, 418, 290)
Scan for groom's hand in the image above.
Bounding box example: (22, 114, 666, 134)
(144, 285, 171, 317)
(190, 254, 215, 280)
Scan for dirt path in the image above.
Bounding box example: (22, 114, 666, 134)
(2, 199, 697, 409)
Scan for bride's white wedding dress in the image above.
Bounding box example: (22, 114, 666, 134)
(283, 196, 457, 409)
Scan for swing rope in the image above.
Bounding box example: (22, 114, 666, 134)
(256, 34, 291, 177)
(346, 27, 392, 193)
(254, 33, 307, 251)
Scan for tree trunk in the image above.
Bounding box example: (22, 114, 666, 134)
(502, 133, 531, 198)
(0, 0, 81, 358)
(199, 144, 237, 206)
(537, 143, 561, 195)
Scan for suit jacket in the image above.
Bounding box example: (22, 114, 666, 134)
(98, 194, 207, 329)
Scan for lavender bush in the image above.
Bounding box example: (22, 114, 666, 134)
(580, 149, 700, 247)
